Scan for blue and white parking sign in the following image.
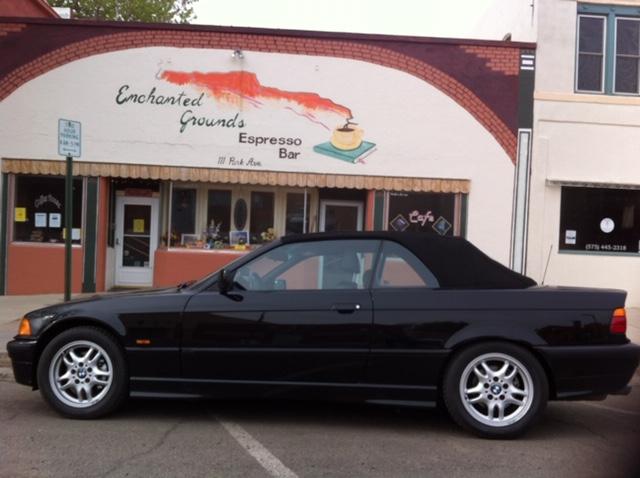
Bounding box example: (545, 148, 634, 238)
(58, 119, 81, 157)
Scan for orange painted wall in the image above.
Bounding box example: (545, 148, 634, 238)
(153, 249, 247, 287)
(7, 243, 84, 295)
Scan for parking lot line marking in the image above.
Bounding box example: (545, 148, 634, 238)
(579, 402, 640, 417)
(217, 417, 299, 478)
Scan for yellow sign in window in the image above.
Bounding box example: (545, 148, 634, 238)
(14, 207, 26, 222)
(133, 219, 145, 233)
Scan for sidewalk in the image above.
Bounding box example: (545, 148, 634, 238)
(1, 293, 639, 365)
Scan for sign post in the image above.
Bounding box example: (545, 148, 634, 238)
(58, 119, 81, 302)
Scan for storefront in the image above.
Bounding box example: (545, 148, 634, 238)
(0, 18, 534, 294)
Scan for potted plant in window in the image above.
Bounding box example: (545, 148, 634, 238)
(260, 227, 276, 243)
(203, 220, 222, 249)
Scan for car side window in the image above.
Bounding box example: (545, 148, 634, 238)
(374, 240, 439, 288)
(233, 239, 379, 291)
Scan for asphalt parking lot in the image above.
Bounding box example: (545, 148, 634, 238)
(1, 372, 639, 478)
(2, 301, 640, 477)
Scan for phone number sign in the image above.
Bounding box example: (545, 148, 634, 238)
(58, 119, 81, 157)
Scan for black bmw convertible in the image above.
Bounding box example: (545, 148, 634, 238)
(7, 232, 640, 438)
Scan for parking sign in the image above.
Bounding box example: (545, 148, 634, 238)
(58, 119, 81, 157)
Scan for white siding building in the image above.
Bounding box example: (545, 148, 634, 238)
(528, 0, 640, 305)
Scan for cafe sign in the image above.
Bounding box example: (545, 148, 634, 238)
(114, 68, 377, 166)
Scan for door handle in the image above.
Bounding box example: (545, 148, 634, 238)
(115, 237, 120, 245)
(332, 303, 361, 314)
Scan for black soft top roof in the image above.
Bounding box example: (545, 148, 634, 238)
(281, 232, 536, 289)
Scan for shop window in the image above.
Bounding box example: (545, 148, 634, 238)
(387, 192, 458, 236)
(170, 187, 196, 246)
(166, 184, 314, 250)
(207, 190, 232, 244)
(285, 192, 309, 235)
(250, 191, 275, 244)
(13, 175, 83, 244)
(559, 186, 640, 253)
(576, 5, 640, 95)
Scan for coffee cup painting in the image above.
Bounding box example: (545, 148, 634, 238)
(316, 119, 377, 164)
(331, 120, 364, 150)
(159, 69, 376, 164)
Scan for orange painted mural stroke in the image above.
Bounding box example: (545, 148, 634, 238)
(161, 70, 353, 122)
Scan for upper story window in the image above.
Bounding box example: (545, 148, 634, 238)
(576, 4, 640, 95)
(615, 18, 640, 94)
(577, 15, 606, 92)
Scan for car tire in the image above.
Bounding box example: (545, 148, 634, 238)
(443, 341, 548, 439)
(37, 326, 127, 419)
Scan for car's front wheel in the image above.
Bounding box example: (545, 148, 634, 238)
(443, 342, 548, 439)
(37, 326, 127, 418)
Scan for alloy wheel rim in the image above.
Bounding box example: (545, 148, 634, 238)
(459, 352, 534, 428)
(48, 340, 113, 408)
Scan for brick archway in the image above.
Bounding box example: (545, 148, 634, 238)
(0, 29, 516, 162)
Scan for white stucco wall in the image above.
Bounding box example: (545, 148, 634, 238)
(528, 0, 640, 306)
(0, 47, 516, 266)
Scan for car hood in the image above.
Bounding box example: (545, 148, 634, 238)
(24, 286, 184, 319)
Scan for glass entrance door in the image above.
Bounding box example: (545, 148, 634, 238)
(319, 200, 364, 232)
(115, 196, 159, 287)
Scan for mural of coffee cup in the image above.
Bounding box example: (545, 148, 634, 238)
(331, 124, 364, 151)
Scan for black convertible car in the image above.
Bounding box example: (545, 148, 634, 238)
(7, 232, 640, 438)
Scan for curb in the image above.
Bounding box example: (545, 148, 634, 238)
(0, 367, 13, 382)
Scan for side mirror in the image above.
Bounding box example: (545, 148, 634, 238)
(273, 278, 287, 290)
(218, 268, 232, 294)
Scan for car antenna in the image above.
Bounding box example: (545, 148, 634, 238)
(541, 244, 553, 285)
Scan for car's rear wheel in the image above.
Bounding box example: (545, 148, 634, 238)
(443, 342, 548, 439)
(37, 326, 127, 418)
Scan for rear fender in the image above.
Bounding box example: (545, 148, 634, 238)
(444, 324, 544, 349)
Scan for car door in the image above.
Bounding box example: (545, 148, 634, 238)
(181, 239, 379, 388)
(367, 240, 452, 392)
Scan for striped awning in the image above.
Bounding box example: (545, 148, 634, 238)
(2, 158, 470, 193)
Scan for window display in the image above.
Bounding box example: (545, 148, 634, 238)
(559, 186, 639, 253)
(387, 192, 458, 236)
(165, 184, 313, 250)
(249, 191, 275, 244)
(206, 189, 232, 245)
(13, 175, 83, 244)
(285, 192, 309, 235)
(170, 187, 196, 247)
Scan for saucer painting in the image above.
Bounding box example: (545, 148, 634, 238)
(313, 140, 377, 164)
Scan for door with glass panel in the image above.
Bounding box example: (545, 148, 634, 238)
(319, 200, 363, 232)
(115, 196, 159, 286)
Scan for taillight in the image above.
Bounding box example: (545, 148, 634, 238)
(610, 308, 627, 335)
